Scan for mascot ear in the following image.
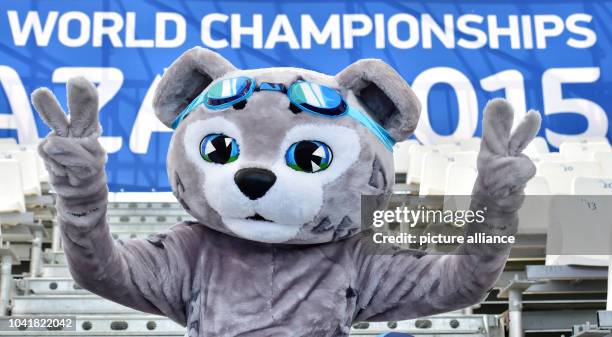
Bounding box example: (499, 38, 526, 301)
(336, 59, 421, 141)
(153, 47, 237, 127)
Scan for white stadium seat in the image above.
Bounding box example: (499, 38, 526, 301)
(548, 170, 612, 267)
(572, 177, 612, 195)
(407, 143, 464, 185)
(524, 137, 549, 158)
(4, 150, 42, 196)
(392, 139, 419, 180)
(0, 138, 19, 152)
(537, 161, 601, 194)
(524, 176, 551, 195)
(444, 162, 478, 195)
(442, 162, 477, 212)
(434, 143, 461, 153)
(0, 139, 16, 145)
(546, 191, 612, 267)
(419, 151, 477, 196)
(0, 159, 26, 213)
(518, 176, 551, 234)
(22, 143, 49, 184)
(559, 142, 610, 161)
(406, 144, 427, 184)
(593, 151, 612, 177)
(455, 137, 481, 152)
(529, 152, 565, 163)
(562, 136, 609, 145)
(418, 151, 447, 196)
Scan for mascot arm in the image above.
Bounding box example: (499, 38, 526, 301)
(354, 99, 541, 321)
(31, 78, 196, 326)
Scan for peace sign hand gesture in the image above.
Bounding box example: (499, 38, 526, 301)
(31, 77, 107, 189)
(473, 98, 541, 211)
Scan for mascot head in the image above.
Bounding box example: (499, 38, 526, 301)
(154, 47, 420, 244)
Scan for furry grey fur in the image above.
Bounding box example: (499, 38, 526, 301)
(153, 48, 237, 127)
(31, 47, 540, 336)
(336, 59, 421, 141)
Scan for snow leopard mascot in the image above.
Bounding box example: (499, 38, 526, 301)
(31, 47, 540, 336)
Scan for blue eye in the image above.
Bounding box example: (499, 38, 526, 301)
(200, 134, 239, 164)
(285, 141, 333, 173)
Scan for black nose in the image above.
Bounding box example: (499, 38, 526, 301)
(234, 168, 277, 200)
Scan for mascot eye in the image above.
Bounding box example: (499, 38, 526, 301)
(200, 134, 239, 164)
(285, 141, 333, 173)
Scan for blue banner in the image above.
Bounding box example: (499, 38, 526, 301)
(0, 1, 610, 191)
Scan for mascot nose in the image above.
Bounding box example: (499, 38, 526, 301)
(234, 168, 277, 200)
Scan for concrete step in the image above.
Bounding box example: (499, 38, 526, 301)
(16, 277, 88, 295)
(43, 251, 66, 265)
(349, 315, 500, 336)
(0, 333, 183, 336)
(108, 202, 184, 211)
(106, 208, 189, 217)
(11, 295, 143, 315)
(0, 313, 501, 337)
(41, 264, 70, 278)
(106, 215, 191, 226)
(110, 232, 168, 240)
(108, 223, 174, 234)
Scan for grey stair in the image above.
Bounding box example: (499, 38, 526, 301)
(0, 333, 183, 336)
(29, 207, 55, 221)
(0, 212, 34, 226)
(12, 295, 143, 315)
(108, 202, 184, 211)
(5, 243, 31, 263)
(43, 250, 66, 264)
(349, 315, 502, 336)
(25, 194, 55, 207)
(41, 264, 70, 277)
(106, 208, 189, 216)
(106, 215, 190, 226)
(109, 223, 174, 234)
(0, 314, 501, 336)
(109, 232, 157, 240)
(1, 225, 33, 243)
(73, 315, 184, 333)
(16, 277, 88, 295)
(526, 265, 608, 281)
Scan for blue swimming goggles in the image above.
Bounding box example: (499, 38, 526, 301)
(171, 76, 395, 151)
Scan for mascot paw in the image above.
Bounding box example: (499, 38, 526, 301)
(473, 98, 541, 209)
(31, 77, 106, 186)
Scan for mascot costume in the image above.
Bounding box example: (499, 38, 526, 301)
(31, 47, 541, 336)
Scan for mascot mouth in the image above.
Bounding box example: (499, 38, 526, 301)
(246, 213, 273, 222)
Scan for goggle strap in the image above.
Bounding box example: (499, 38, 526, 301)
(171, 92, 206, 129)
(257, 82, 287, 93)
(347, 107, 396, 151)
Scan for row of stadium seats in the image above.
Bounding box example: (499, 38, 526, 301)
(2, 136, 197, 335)
(8, 201, 190, 336)
(0, 138, 56, 318)
(393, 136, 612, 265)
(393, 136, 612, 196)
(393, 136, 612, 337)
